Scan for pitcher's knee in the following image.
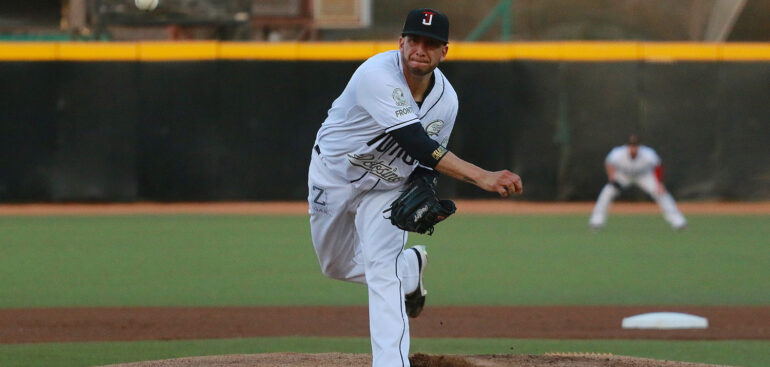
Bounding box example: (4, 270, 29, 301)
(364, 262, 401, 284)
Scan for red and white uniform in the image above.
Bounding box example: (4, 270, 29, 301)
(589, 145, 687, 229)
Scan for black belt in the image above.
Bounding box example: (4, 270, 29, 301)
(314, 144, 321, 154)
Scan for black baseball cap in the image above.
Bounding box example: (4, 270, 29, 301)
(401, 8, 449, 43)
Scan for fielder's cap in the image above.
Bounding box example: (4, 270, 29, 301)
(402, 8, 449, 43)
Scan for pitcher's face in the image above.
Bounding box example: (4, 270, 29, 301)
(399, 35, 448, 76)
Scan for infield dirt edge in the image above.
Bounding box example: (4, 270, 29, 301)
(0, 201, 768, 216)
(97, 352, 735, 367)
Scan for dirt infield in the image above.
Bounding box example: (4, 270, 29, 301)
(1, 200, 768, 216)
(3, 306, 769, 344)
(0, 306, 770, 367)
(3, 201, 766, 367)
(3, 306, 767, 366)
(99, 352, 733, 367)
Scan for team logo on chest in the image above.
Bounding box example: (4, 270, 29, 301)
(392, 88, 407, 106)
(424, 120, 444, 136)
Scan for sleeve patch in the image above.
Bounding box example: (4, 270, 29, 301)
(432, 145, 448, 161)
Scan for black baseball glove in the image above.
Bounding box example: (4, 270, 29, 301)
(384, 169, 456, 235)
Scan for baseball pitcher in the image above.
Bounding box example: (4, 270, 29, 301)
(307, 8, 523, 367)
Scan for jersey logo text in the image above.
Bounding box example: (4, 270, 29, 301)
(347, 154, 405, 183)
(395, 106, 413, 117)
(312, 185, 327, 205)
(422, 12, 434, 26)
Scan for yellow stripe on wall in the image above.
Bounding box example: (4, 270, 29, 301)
(296, 42, 378, 60)
(1, 41, 770, 62)
(373, 41, 398, 55)
(219, 42, 396, 61)
(449, 43, 516, 61)
(508, 42, 563, 61)
(642, 43, 719, 62)
(220, 42, 298, 60)
(0, 42, 58, 61)
(138, 41, 219, 61)
(720, 43, 770, 61)
(58, 43, 138, 61)
(560, 42, 640, 61)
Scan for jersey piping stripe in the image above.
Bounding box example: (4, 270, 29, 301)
(418, 73, 446, 119)
(385, 118, 420, 133)
(396, 232, 408, 367)
(349, 172, 368, 183)
(366, 179, 381, 192)
(366, 132, 388, 146)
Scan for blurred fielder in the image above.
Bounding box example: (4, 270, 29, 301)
(589, 134, 687, 230)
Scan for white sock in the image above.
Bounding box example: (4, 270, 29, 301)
(401, 249, 420, 295)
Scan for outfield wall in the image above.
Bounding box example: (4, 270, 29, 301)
(1, 42, 768, 202)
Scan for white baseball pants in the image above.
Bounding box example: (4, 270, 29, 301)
(589, 172, 687, 229)
(307, 148, 421, 367)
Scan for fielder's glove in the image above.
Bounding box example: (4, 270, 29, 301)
(384, 170, 456, 235)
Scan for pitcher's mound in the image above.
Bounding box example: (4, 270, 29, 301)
(100, 352, 734, 367)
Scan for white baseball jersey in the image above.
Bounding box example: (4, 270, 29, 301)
(313, 50, 458, 191)
(605, 145, 660, 178)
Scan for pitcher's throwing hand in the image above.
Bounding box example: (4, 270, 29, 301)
(479, 170, 523, 197)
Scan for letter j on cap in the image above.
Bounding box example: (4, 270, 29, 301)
(422, 11, 434, 25)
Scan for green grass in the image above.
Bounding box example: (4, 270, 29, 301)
(1, 214, 768, 307)
(0, 215, 362, 307)
(0, 213, 767, 367)
(425, 214, 770, 305)
(0, 337, 768, 367)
